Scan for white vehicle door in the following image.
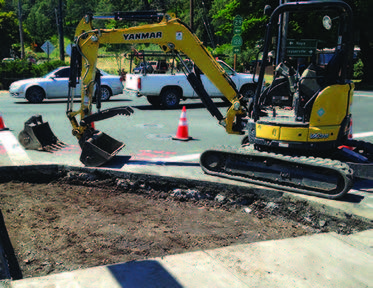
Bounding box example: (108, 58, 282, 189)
(194, 61, 238, 97)
(199, 75, 220, 96)
(46, 67, 81, 98)
(45, 68, 70, 98)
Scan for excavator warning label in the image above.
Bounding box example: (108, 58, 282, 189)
(176, 32, 183, 40)
(123, 32, 162, 41)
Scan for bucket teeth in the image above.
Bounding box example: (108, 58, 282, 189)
(42, 141, 68, 152)
(80, 106, 134, 126)
(18, 115, 67, 152)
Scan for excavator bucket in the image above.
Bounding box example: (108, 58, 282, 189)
(18, 115, 66, 151)
(79, 130, 125, 167)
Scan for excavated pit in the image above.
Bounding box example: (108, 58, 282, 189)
(0, 165, 371, 279)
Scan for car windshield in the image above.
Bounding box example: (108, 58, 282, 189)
(43, 70, 60, 78)
(218, 61, 235, 76)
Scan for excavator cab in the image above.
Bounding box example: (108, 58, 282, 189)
(249, 0, 355, 153)
(200, 0, 368, 199)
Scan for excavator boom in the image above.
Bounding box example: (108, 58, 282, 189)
(68, 12, 248, 166)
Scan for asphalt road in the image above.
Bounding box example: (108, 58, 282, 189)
(1, 91, 246, 164)
(1, 90, 373, 163)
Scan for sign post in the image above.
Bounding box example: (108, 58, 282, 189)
(41, 41, 55, 61)
(232, 15, 243, 70)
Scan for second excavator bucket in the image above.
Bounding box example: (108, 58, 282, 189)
(79, 130, 125, 167)
(18, 115, 66, 151)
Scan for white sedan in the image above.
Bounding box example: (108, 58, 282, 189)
(9, 66, 124, 103)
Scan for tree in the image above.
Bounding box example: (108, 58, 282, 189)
(24, 2, 55, 46)
(346, 0, 373, 84)
(2, 0, 371, 84)
(0, 0, 19, 58)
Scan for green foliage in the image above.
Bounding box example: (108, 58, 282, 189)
(353, 58, 363, 80)
(1, 0, 372, 83)
(24, 1, 55, 45)
(211, 0, 239, 39)
(0, 59, 67, 89)
(0, 9, 18, 58)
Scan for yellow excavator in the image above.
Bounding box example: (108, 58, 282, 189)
(63, 0, 372, 199)
(66, 11, 247, 166)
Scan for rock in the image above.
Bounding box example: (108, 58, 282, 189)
(214, 194, 226, 203)
(243, 207, 252, 213)
(116, 179, 129, 188)
(319, 220, 327, 227)
(170, 189, 202, 200)
(66, 171, 97, 181)
(266, 202, 278, 210)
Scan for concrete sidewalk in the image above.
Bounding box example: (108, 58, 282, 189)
(3, 230, 372, 288)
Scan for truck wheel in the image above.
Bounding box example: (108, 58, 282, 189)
(26, 86, 45, 103)
(147, 96, 162, 107)
(160, 88, 180, 109)
(240, 84, 256, 102)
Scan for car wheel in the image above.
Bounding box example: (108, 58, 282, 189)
(100, 86, 112, 101)
(25, 86, 45, 103)
(146, 96, 162, 107)
(240, 84, 256, 102)
(160, 88, 180, 109)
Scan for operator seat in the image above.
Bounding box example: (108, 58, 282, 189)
(295, 50, 343, 121)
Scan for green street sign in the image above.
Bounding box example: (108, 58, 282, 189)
(233, 26, 242, 35)
(286, 39, 318, 57)
(231, 35, 243, 47)
(233, 15, 243, 27)
(287, 39, 317, 48)
(233, 47, 241, 54)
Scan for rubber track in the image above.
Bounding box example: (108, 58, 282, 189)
(200, 147, 354, 199)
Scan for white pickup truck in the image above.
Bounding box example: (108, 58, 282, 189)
(125, 60, 258, 109)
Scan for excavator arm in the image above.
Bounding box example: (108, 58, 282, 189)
(68, 12, 248, 166)
(69, 13, 247, 133)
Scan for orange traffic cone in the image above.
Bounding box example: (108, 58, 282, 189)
(172, 106, 192, 141)
(0, 113, 9, 131)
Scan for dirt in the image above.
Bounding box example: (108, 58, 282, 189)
(0, 170, 372, 279)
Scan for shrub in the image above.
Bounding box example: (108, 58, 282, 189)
(0, 59, 67, 89)
(353, 59, 363, 80)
